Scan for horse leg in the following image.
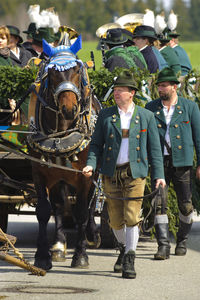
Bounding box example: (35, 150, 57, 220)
(49, 181, 67, 262)
(33, 172, 52, 271)
(71, 189, 90, 268)
(85, 186, 101, 249)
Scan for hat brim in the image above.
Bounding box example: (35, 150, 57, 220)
(169, 33, 180, 38)
(156, 77, 180, 84)
(102, 36, 128, 45)
(114, 82, 139, 91)
(132, 32, 157, 40)
(10, 34, 23, 44)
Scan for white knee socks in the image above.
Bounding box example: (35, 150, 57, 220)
(125, 226, 139, 253)
(112, 226, 139, 253)
(112, 227, 126, 245)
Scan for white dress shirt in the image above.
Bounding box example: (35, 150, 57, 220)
(116, 103, 135, 165)
(162, 101, 177, 155)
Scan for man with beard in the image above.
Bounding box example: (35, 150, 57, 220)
(145, 67, 200, 260)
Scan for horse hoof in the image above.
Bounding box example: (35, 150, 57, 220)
(34, 257, 52, 271)
(86, 233, 101, 249)
(51, 250, 66, 262)
(50, 242, 67, 262)
(71, 254, 89, 269)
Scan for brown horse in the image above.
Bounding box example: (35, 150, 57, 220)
(27, 42, 101, 270)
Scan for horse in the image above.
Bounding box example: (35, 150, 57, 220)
(27, 36, 101, 270)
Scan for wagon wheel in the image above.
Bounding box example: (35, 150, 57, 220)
(0, 203, 9, 232)
(100, 202, 117, 248)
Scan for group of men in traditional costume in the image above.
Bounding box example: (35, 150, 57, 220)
(83, 10, 199, 279)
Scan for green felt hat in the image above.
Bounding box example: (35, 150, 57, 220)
(23, 23, 37, 39)
(132, 25, 157, 40)
(6, 25, 23, 43)
(102, 28, 128, 45)
(32, 27, 56, 43)
(156, 67, 180, 84)
(114, 70, 139, 90)
(157, 27, 171, 43)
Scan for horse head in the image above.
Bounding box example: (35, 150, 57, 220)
(28, 36, 99, 156)
(41, 36, 86, 133)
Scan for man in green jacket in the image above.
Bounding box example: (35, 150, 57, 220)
(146, 67, 200, 260)
(157, 29, 181, 76)
(102, 28, 147, 72)
(83, 70, 165, 279)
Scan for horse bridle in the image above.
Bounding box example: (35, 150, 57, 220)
(54, 81, 81, 103)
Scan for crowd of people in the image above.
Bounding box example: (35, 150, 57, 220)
(0, 10, 199, 280)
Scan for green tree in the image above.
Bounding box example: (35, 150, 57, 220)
(189, 0, 200, 40)
(171, 0, 192, 40)
(133, 0, 147, 13)
(105, 0, 134, 18)
(68, 0, 107, 38)
(145, 0, 157, 11)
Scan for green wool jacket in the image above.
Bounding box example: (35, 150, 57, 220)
(145, 97, 200, 167)
(160, 46, 181, 75)
(105, 46, 147, 70)
(87, 105, 164, 181)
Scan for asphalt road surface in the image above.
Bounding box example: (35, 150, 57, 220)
(0, 211, 200, 300)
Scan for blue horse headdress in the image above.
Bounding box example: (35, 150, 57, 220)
(43, 35, 83, 72)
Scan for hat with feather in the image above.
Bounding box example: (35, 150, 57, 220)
(154, 12, 171, 43)
(27, 5, 60, 33)
(132, 9, 157, 40)
(167, 10, 180, 38)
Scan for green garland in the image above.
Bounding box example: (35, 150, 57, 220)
(0, 66, 38, 106)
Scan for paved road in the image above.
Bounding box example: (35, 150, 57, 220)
(0, 212, 200, 300)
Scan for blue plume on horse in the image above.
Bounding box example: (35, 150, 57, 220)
(42, 35, 82, 58)
(70, 35, 82, 55)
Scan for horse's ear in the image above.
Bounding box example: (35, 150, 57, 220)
(70, 35, 82, 55)
(42, 39, 56, 57)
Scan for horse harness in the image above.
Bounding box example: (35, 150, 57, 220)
(27, 53, 97, 162)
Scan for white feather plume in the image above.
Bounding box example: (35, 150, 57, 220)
(154, 13, 167, 34)
(167, 10, 178, 31)
(28, 4, 41, 24)
(47, 9, 61, 33)
(143, 9, 155, 27)
(27, 5, 60, 33)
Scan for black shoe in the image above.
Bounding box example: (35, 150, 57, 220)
(114, 244, 125, 273)
(175, 220, 192, 256)
(122, 250, 136, 279)
(154, 223, 171, 260)
(175, 241, 187, 256)
(154, 245, 170, 260)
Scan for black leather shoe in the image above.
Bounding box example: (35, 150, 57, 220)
(114, 244, 125, 273)
(154, 245, 170, 260)
(122, 250, 136, 279)
(175, 241, 187, 256)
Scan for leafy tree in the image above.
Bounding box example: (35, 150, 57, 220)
(133, 0, 147, 12)
(171, 0, 192, 41)
(105, 0, 134, 17)
(189, 0, 200, 40)
(145, 0, 157, 11)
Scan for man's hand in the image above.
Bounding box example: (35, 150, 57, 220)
(155, 178, 166, 189)
(82, 165, 93, 177)
(196, 166, 200, 180)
